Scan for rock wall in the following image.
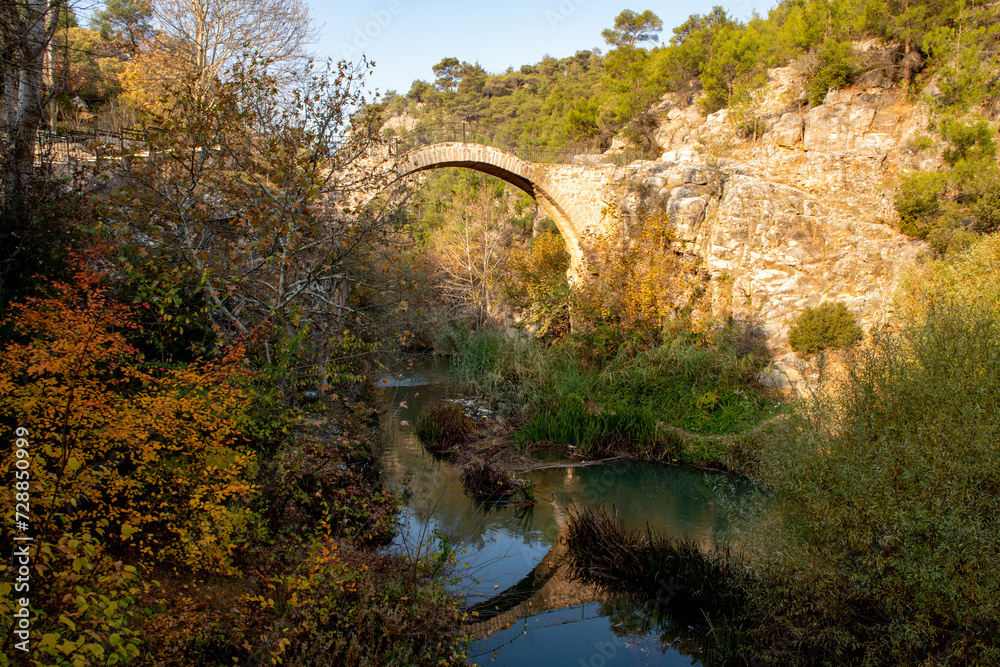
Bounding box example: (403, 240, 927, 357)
(612, 68, 933, 394)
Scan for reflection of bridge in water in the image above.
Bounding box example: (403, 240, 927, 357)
(463, 505, 596, 628)
(458, 479, 726, 660)
(461, 500, 608, 659)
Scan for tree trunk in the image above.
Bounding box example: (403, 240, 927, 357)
(1, 0, 61, 222)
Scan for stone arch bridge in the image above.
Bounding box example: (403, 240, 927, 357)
(390, 125, 634, 275)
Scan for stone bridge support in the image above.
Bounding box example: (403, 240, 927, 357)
(395, 143, 615, 277)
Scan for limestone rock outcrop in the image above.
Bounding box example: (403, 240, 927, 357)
(612, 69, 937, 394)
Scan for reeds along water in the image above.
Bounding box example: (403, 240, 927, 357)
(563, 506, 748, 623)
(414, 401, 477, 452)
(458, 460, 536, 505)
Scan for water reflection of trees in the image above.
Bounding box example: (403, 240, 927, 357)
(597, 592, 716, 664)
(534, 461, 747, 544)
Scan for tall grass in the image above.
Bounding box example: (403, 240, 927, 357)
(515, 396, 656, 454)
(432, 324, 552, 409)
(436, 319, 778, 456)
(598, 320, 773, 435)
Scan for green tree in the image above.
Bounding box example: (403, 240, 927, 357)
(601, 9, 663, 48)
(654, 6, 735, 103)
(407, 79, 434, 103)
(432, 56, 462, 92)
(601, 45, 657, 124)
(91, 0, 153, 55)
(600, 10, 664, 128)
(565, 97, 600, 139)
(699, 22, 769, 113)
(503, 229, 571, 337)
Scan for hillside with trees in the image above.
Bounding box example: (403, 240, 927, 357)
(387, 1, 997, 150)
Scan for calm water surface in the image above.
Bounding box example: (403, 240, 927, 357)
(377, 356, 747, 666)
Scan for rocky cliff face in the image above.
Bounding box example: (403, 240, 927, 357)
(612, 67, 934, 394)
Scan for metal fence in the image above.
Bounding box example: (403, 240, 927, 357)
(5, 126, 155, 166)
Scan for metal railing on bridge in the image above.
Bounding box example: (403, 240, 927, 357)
(388, 121, 647, 167)
(0, 125, 155, 166)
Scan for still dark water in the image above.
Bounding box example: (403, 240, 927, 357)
(377, 357, 747, 666)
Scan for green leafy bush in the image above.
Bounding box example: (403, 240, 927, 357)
(895, 119, 1000, 252)
(941, 118, 997, 165)
(895, 170, 946, 239)
(746, 303, 1000, 664)
(806, 40, 855, 105)
(788, 302, 862, 355)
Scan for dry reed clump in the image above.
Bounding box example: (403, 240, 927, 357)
(414, 401, 478, 452)
(459, 460, 533, 504)
(564, 506, 747, 620)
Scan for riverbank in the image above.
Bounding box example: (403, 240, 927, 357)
(429, 299, 1000, 665)
(380, 358, 749, 665)
(431, 319, 785, 476)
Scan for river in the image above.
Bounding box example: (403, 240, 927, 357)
(377, 356, 748, 666)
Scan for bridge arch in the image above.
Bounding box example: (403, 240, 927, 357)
(395, 143, 587, 274)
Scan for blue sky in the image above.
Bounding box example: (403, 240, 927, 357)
(307, 1, 777, 99)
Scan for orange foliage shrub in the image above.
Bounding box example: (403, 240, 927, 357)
(0, 273, 257, 575)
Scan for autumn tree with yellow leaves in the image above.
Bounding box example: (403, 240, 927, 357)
(0, 272, 258, 662)
(116, 0, 314, 114)
(576, 205, 701, 338)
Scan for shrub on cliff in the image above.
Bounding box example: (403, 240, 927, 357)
(805, 39, 856, 105)
(788, 302, 862, 356)
(895, 119, 1000, 253)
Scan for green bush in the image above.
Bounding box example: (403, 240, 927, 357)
(895, 170, 945, 239)
(895, 119, 1000, 252)
(598, 319, 773, 435)
(806, 40, 855, 105)
(940, 118, 997, 166)
(788, 302, 862, 356)
(745, 303, 1000, 664)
